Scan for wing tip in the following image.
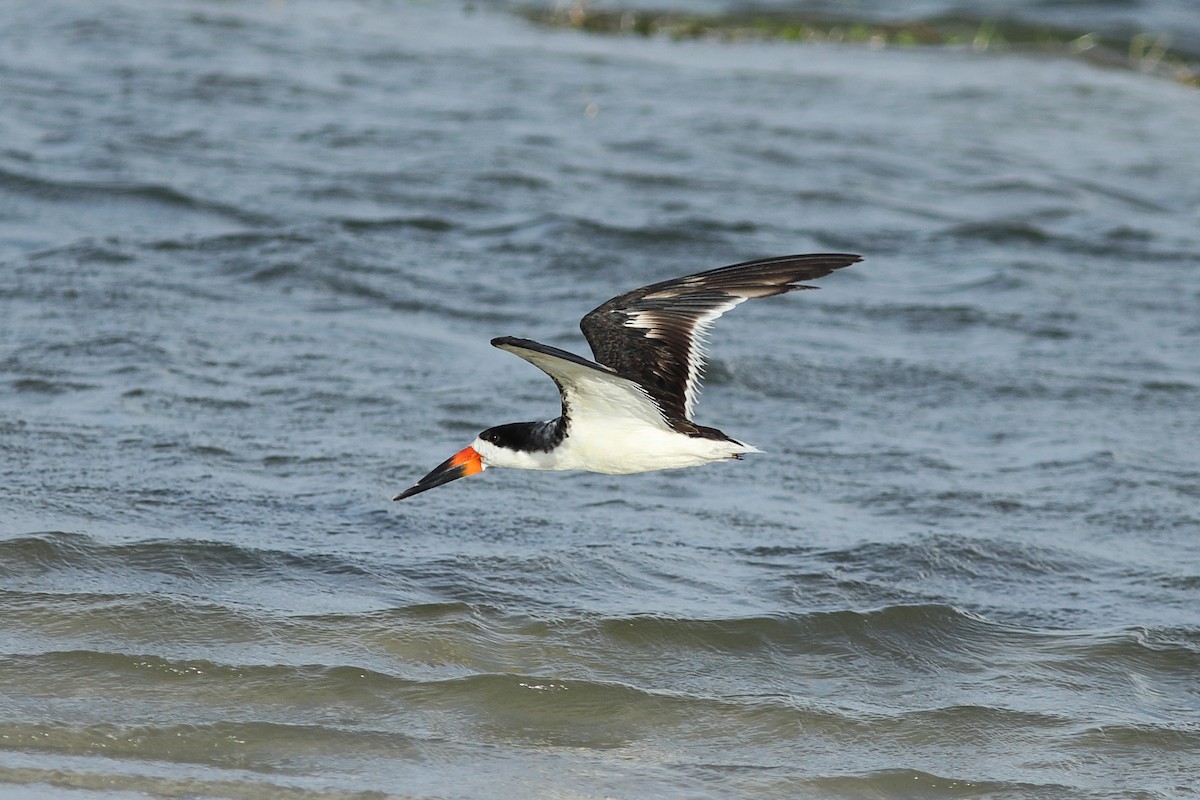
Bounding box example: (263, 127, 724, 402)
(785, 252, 862, 268)
(491, 335, 616, 375)
(777, 253, 862, 291)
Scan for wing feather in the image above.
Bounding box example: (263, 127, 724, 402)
(491, 336, 670, 430)
(579, 253, 861, 420)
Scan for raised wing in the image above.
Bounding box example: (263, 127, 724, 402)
(579, 253, 861, 420)
(491, 336, 670, 430)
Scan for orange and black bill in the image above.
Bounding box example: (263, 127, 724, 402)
(393, 446, 484, 501)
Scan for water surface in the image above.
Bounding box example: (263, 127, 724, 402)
(1, 1, 1198, 798)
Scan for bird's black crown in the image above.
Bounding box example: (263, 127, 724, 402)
(479, 420, 565, 453)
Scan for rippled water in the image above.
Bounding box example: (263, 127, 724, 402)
(2, 1, 1199, 798)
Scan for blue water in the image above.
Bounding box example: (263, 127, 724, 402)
(1, 1, 1198, 798)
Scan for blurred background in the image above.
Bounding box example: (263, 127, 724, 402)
(1, 1, 1197, 798)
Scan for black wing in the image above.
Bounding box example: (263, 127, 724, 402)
(579, 253, 861, 421)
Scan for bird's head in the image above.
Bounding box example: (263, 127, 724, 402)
(393, 424, 537, 501)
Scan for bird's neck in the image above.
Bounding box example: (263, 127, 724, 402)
(520, 418, 567, 452)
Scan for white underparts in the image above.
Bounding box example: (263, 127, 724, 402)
(472, 426, 760, 475)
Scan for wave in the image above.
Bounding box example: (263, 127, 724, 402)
(0, 762, 390, 800)
(0, 531, 373, 583)
(15, 643, 1178, 746)
(0, 166, 274, 227)
(3, 642, 1196, 792)
(5, 531, 1197, 688)
(798, 769, 1076, 799)
(466, 213, 771, 260)
(4, 529, 1197, 797)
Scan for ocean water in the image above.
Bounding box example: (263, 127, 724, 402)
(1, 1, 1198, 798)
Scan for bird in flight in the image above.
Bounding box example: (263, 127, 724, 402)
(395, 253, 861, 500)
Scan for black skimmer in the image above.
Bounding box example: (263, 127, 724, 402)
(395, 253, 861, 501)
